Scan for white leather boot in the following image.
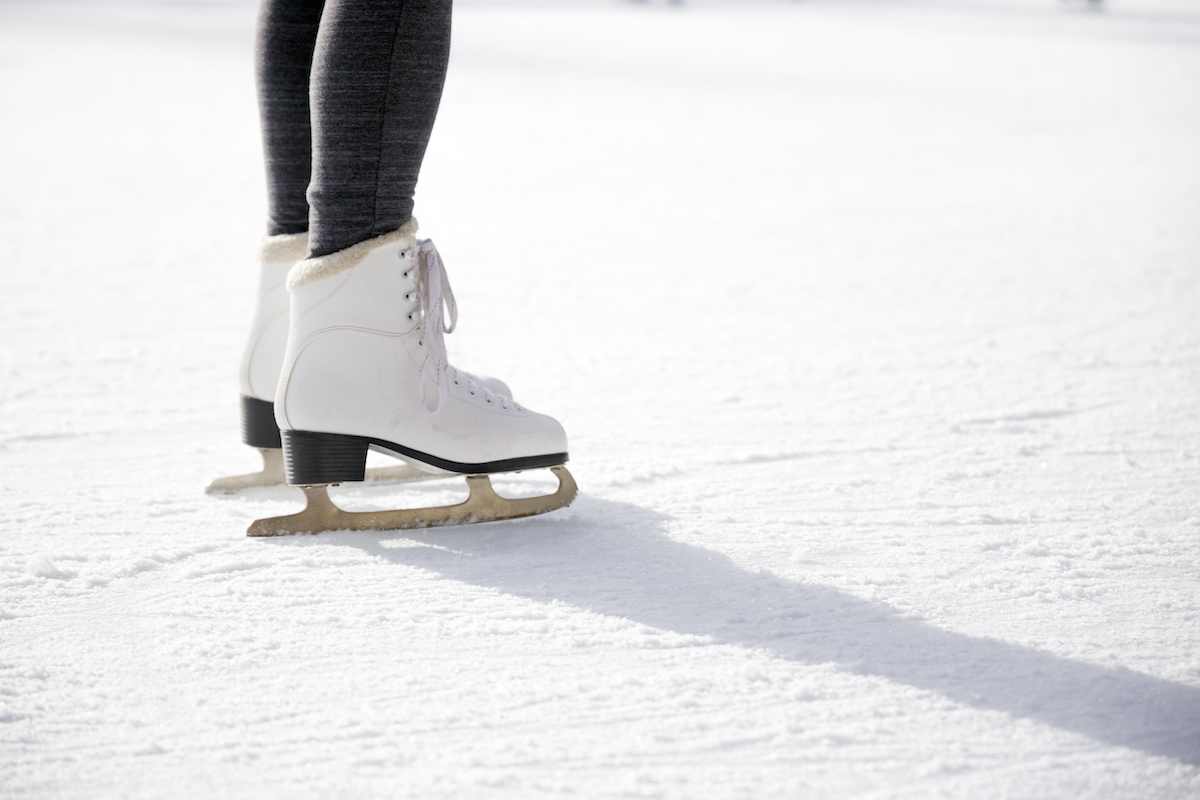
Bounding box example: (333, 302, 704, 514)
(274, 221, 568, 483)
(207, 230, 515, 493)
(238, 232, 308, 447)
(205, 233, 307, 493)
(235, 231, 514, 451)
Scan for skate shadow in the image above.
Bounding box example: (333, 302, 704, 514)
(310, 494, 1200, 765)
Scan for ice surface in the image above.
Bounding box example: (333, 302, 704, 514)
(1, 0, 1198, 797)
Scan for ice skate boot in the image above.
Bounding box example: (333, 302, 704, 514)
(205, 233, 306, 493)
(206, 231, 514, 493)
(247, 223, 576, 536)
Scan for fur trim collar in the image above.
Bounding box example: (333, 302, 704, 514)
(257, 232, 309, 264)
(286, 219, 419, 291)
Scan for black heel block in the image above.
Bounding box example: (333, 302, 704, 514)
(240, 395, 282, 449)
(281, 430, 369, 485)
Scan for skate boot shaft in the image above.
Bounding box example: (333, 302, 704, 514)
(238, 232, 307, 405)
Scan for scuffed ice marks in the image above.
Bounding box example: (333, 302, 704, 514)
(24, 555, 70, 580)
(1, 542, 233, 618)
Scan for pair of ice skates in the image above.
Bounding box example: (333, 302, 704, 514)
(208, 220, 576, 536)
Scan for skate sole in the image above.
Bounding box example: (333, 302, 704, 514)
(246, 465, 577, 536)
(282, 429, 568, 485)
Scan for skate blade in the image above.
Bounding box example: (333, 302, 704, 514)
(205, 448, 285, 493)
(207, 450, 442, 494)
(246, 466, 578, 537)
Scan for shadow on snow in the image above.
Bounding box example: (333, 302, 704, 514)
(283, 493, 1200, 765)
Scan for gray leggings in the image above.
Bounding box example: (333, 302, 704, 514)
(256, 0, 452, 257)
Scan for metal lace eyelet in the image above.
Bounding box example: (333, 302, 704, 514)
(418, 338, 424, 346)
(486, 398, 493, 404)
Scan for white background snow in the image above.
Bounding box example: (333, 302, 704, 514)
(1, 0, 1198, 796)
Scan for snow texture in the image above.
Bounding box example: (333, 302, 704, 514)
(1, 0, 1199, 796)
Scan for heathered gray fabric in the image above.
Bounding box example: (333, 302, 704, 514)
(256, 0, 452, 257)
(257, 0, 323, 237)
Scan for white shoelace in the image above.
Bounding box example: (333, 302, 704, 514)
(413, 239, 501, 413)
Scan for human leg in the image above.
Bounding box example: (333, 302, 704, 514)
(306, 0, 452, 256)
(258, 0, 324, 238)
(215, 0, 573, 523)
(206, 0, 324, 492)
(214, 0, 474, 493)
(255, 0, 574, 533)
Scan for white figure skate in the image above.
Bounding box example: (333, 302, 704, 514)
(206, 229, 513, 493)
(205, 232, 305, 493)
(246, 223, 575, 536)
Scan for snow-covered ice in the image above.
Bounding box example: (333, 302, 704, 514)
(1, 0, 1198, 796)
